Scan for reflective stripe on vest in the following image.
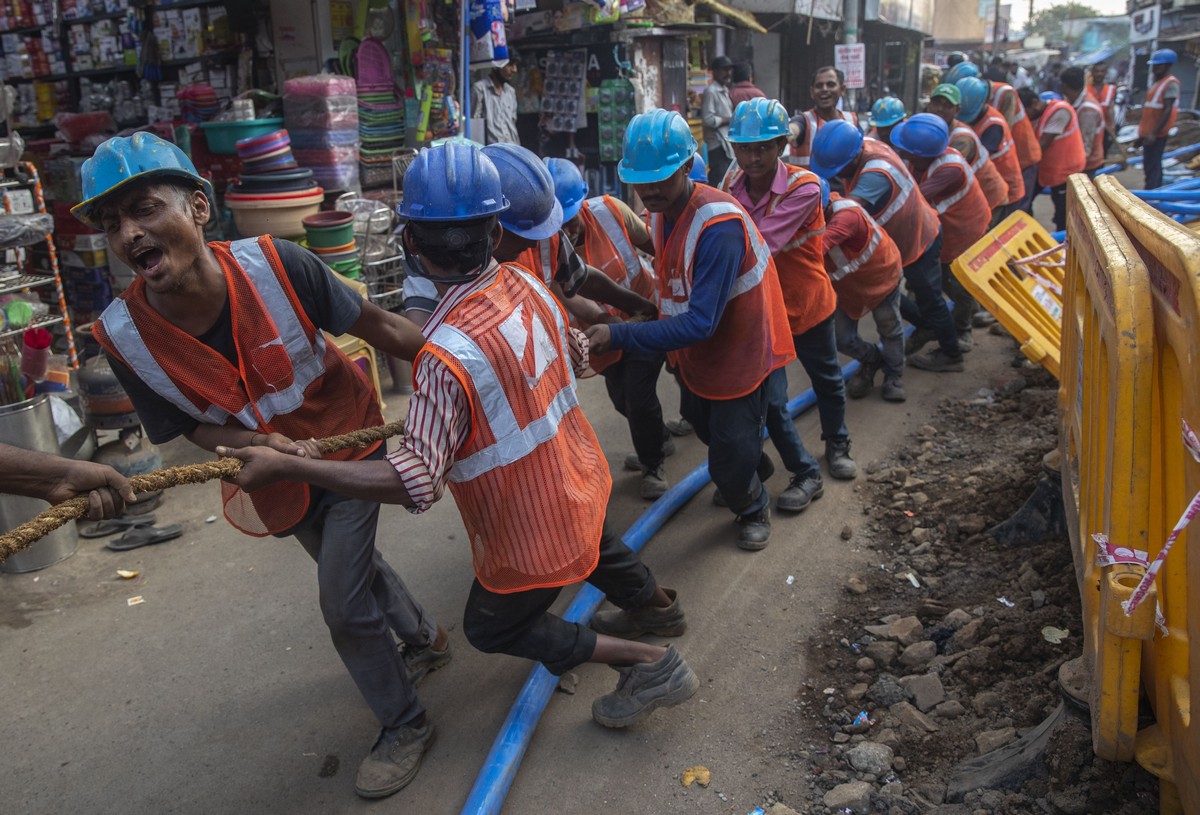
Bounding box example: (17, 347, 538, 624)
(1145, 76, 1179, 109)
(100, 238, 326, 429)
(954, 125, 988, 173)
(926, 151, 975, 214)
(679, 201, 771, 302)
(1038, 99, 1080, 142)
(994, 84, 1025, 123)
(796, 109, 857, 166)
(584, 196, 640, 287)
(861, 158, 915, 227)
(826, 199, 881, 280)
(539, 239, 554, 284)
(983, 113, 1014, 159)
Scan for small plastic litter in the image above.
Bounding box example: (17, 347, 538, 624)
(127, 596, 144, 606)
(906, 572, 921, 588)
(850, 642, 862, 655)
(116, 569, 139, 579)
(205, 515, 218, 523)
(748, 808, 766, 815)
(786, 575, 795, 585)
(680, 765, 711, 787)
(1041, 626, 1070, 644)
(823, 687, 836, 695)
(853, 710, 870, 726)
(998, 596, 1016, 608)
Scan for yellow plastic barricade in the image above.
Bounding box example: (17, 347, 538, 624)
(951, 210, 1065, 377)
(1096, 175, 1200, 814)
(1058, 175, 1155, 764)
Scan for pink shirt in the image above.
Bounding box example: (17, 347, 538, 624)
(727, 160, 822, 254)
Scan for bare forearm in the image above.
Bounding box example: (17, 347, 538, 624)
(285, 457, 415, 506)
(0, 444, 73, 500)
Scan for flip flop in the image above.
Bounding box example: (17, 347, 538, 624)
(105, 524, 183, 552)
(79, 514, 158, 539)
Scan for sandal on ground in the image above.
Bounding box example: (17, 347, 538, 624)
(105, 524, 183, 551)
(79, 514, 158, 539)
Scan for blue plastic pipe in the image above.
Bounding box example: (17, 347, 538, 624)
(1132, 188, 1200, 200)
(1094, 140, 1200, 175)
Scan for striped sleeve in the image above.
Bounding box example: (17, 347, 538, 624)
(385, 353, 472, 513)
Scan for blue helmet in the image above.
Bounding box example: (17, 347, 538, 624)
(943, 62, 980, 85)
(689, 151, 708, 182)
(398, 141, 508, 222)
(544, 157, 588, 222)
(1149, 48, 1177, 65)
(889, 113, 949, 159)
(869, 97, 907, 128)
(619, 109, 697, 184)
(729, 98, 790, 143)
(810, 119, 864, 179)
(1039, 91, 1063, 102)
(956, 76, 991, 122)
(481, 143, 562, 240)
(73, 131, 215, 228)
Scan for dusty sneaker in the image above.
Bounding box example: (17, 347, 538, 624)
(623, 438, 676, 471)
(905, 327, 937, 355)
(957, 330, 974, 353)
(402, 638, 452, 687)
(846, 356, 880, 399)
(909, 349, 965, 373)
(355, 720, 435, 799)
(665, 418, 694, 436)
(735, 507, 771, 550)
(591, 588, 686, 638)
(972, 311, 996, 328)
(881, 377, 907, 402)
(640, 465, 669, 500)
(591, 645, 699, 728)
(777, 474, 824, 512)
(825, 439, 857, 480)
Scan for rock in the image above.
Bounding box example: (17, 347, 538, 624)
(898, 640, 938, 670)
(958, 514, 987, 535)
(880, 781, 904, 799)
(557, 673, 578, 694)
(943, 608, 973, 629)
(934, 700, 966, 718)
(865, 623, 892, 638)
(920, 424, 938, 438)
(874, 727, 900, 748)
(889, 701, 940, 733)
(888, 616, 925, 646)
(1031, 589, 1047, 609)
(846, 682, 870, 702)
(863, 641, 900, 668)
(856, 657, 877, 672)
(990, 371, 1027, 395)
(972, 691, 1003, 716)
(912, 491, 930, 506)
(913, 782, 946, 804)
(951, 619, 983, 649)
(846, 575, 869, 595)
(900, 673, 946, 712)
(911, 527, 932, 544)
(847, 741, 894, 775)
(867, 674, 910, 707)
(841, 524, 854, 541)
(975, 726, 1018, 754)
(822, 780, 874, 813)
(764, 805, 804, 815)
(832, 732, 852, 743)
(892, 756, 906, 771)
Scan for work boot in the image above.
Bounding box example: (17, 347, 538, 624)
(905, 327, 937, 355)
(909, 349, 965, 373)
(735, 507, 772, 550)
(623, 438, 676, 471)
(355, 719, 436, 799)
(591, 588, 687, 639)
(665, 417, 694, 437)
(591, 645, 700, 728)
(640, 465, 669, 500)
(825, 439, 857, 480)
(881, 377, 907, 403)
(401, 635, 452, 688)
(972, 311, 997, 328)
(712, 453, 775, 507)
(777, 474, 824, 513)
(846, 354, 881, 399)
(957, 330, 974, 354)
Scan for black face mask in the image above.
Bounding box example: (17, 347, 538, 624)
(402, 219, 497, 286)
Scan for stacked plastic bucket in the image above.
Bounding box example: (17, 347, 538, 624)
(225, 128, 323, 239)
(302, 211, 359, 279)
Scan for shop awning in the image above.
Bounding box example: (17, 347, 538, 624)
(719, 0, 841, 22)
(1068, 46, 1120, 66)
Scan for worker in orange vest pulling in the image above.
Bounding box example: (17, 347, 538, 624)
(926, 83, 1008, 216)
(1138, 49, 1181, 190)
(1018, 88, 1086, 231)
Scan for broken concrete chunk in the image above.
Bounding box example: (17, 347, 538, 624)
(899, 673, 946, 712)
(847, 741, 894, 775)
(822, 780, 873, 813)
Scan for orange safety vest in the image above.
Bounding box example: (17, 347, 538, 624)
(951, 120, 1008, 210)
(971, 105, 1024, 205)
(789, 108, 859, 167)
(993, 81, 1042, 169)
(918, 148, 991, 263)
(824, 196, 902, 320)
(1140, 74, 1180, 138)
(720, 162, 835, 336)
(1035, 98, 1087, 188)
(516, 232, 560, 287)
(573, 195, 656, 373)
(93, 236, 383, 536)
(648, 183, 795, 399)
(419, 264, 610, 594)
(1074, 93, 1106, 170)
(1094, 84, 1116, 120)
(845, 138, 941, 267)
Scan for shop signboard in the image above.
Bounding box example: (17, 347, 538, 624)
(1130, 4, 1160, 43)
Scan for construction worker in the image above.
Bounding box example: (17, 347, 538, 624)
(0, 442, 135, 519)
(822, 183, 906, 403)
(544, 157, 674, 500)
(867, 97, 906, 147)
(76, 132, 447, 800)
(926, 83, 1008, 213)
(1139, 49, 1180, 190)
(701, 55, 736, 185)
(889, 113, 991, 355)
(221, 142, 700, 731)
(1061, 67, 1106, 178)
(956, 76, 1025, 221)
(788, 66, 859, 168)
(1090, 60, 1117, 157)
(586, 109, 796, 550)
(810, 120, 962, 373)
(1018, 88, 1086, 232)
(721, 97, 855, 513)
(946, 51, 969, 69)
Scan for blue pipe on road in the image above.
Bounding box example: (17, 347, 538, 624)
(1132, 188, 1200, 200)
(1094, 141, 1200, 175)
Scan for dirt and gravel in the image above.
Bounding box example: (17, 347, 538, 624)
(766, 364, 1163, 815)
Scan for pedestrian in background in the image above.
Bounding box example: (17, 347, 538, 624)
(701, 55, 735, 185)
(471, 59, 521, 146)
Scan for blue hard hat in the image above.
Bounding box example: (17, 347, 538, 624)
(810, 119, 864, 179)
(73, 131, 215, 228)
(544, 157, 588, 222)
(943, 62, 981, 85)
(889, 113, 949, 159)
(819, 178, 830, 209)
(398, 142, 508, 222)
(1039, 91, 1063, 102)
(870, 97, 907, 128)
(481, 143, 562, 240)
(619, 109, 698, 184)
(689, 150, 708, 182)
(1149, 48, 1177, 65)
(729, 98, 790, 143)
(956, 76, 991, 122)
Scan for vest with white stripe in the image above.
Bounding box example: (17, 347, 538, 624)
(823, 197, 903, 320)
(920, 147, 991, 262)
(846, 139, 940, 267)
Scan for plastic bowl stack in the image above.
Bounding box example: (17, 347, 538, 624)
(283, 74, 360, 192)
(178, 84, 220, 124)
(302, 211, 360, 278)
(235, 129, 298, 174)
(226, 132, 323, 239)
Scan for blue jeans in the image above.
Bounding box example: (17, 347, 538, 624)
(898, 229, 960, 358)
(680, 372, 772, 517)
(600, 350, 667, 469)
(834, 286, 905, 380)
(1143, 136, 1166, 190)
(792, 313, 849, 444)
(764, 365, 821, 480)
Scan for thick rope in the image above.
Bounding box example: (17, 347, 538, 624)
(0, 421, 406, 563)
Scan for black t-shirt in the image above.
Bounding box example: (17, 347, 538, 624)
(105, 238, 365, 444)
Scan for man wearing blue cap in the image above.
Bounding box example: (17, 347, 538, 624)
(1139, 49, 1180, 189)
